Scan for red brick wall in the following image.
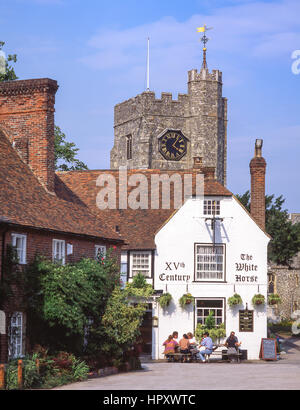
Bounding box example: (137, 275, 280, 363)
(0, 226, 121, 363)
(250, 156, 266, 231)
(0, 79, 58, 192)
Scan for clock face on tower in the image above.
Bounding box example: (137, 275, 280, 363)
(158, 130, 188, 161)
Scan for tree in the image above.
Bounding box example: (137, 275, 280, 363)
(0, 41, 18, 82)
(54, 125, 88, 171)
(236, 191, 300, 266)
(24, 253, 120, 355)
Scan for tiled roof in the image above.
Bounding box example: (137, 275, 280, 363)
(58, 168, 232, 249)
(0, 131, 122, 242)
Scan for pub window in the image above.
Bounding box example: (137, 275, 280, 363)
(130, 251, 151, 278)
(196, 299, 224, 326)
(126, 135, 132, 160)
(204, 199, 220, 216)
(11, 233, 27, 264)
(52, 239, 65, 265)
(195, 244, 225, 281)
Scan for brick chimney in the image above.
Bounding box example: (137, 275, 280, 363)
(0, 78, 59, 192)
(250, 139, 266, 230)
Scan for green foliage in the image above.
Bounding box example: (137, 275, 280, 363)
(252, 293, 265, 306)
(195, 311, 226, 343)
(268, 293, 281, 305)
(158, 292, 172, 309)
(0, 41, 18, 82)
(102, 287, 147, 358)
(236, 191, 300, 266)
(24, 253, 120, 355)
(4, 352, 89, 390)
(54, 125, 88, 171)
(179, 293, 194, 309)
(228, 293, 243, 307)
(125, 273, 155, 299)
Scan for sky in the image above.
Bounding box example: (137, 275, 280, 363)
(1, 0, 300, 212)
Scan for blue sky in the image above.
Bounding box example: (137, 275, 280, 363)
(1, 0, 300, 212)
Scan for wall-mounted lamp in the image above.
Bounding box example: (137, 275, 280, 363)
(152, 316, 158, 328)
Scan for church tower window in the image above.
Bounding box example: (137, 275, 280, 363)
(126, 135, 132, 160)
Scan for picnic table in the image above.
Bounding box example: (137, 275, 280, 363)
(165, 347, 245, 363)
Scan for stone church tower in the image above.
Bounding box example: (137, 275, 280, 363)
(110, 47, 228, 186)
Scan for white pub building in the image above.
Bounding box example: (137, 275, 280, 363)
(151, 141, 269, 360)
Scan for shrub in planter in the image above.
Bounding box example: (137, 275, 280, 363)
(158, 292, 172, 309)
(268, 294, 281, 305)
(228, 293, 243, 307)
(252, 293, 265, 306)
(179, 293, 194, 308)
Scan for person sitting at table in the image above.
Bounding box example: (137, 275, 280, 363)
(178, 334, 190, 362)
(187, 332, 197, 346)
(196, 332, 214, 363)
(225, 331, 242, 363)
(179, 334, 190, 353)
(163, 334, 178, 360)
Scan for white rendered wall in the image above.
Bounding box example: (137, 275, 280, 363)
(153, 196, 270, 360)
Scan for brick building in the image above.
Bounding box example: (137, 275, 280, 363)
(0, 79, 123, 363)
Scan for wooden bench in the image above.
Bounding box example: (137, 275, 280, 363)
(165, 352, 195, 362)
(205, 350, 243, 363)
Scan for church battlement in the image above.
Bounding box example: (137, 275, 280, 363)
(114, 90, 189, 126)
(188, 68, 223, 83)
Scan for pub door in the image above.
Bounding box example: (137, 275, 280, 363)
(139, 303, 153, 355)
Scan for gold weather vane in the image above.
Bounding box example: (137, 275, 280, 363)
(196, 24, 213, 69)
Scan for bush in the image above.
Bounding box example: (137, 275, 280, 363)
(195, 311, 226, 343)
(3, 352, 89, 390)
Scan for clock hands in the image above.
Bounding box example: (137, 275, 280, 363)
(172, 136, 180, 151)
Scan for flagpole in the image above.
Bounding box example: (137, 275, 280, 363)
(146, 37, 150, 91)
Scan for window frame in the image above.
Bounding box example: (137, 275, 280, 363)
(195, 298, 225, 328)
(52, 239, 66, 265)
(203, 199, 221, 216)
(95, 245, 107, 261)
(194, 243, 226, 282)
(9, 312, 24, 359)
(129, 251, 152, 279)
(11, 233, 27, 265)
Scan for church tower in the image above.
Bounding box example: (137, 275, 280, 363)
(110, 27, 228, 185)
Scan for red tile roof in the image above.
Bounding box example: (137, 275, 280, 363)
(58, 169, 232, 249)
(0, 131, 122, 242)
